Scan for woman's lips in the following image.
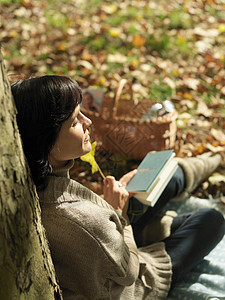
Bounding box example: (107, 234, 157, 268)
(84, 134, 90, 143)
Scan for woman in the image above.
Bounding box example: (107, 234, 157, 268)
(12, 75, 225, 300)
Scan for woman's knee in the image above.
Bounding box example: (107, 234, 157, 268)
(209, 208, 225, 232)
(197, 208, 225, 238)
(199, 207, 224, 223)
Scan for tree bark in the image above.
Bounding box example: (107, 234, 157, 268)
(0, 50, 62, 299)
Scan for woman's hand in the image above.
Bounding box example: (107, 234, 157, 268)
(103, 169, 137, 214)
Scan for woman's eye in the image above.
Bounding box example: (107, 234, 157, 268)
(72, 120, 78, 127)
(72, 112, 82, 127)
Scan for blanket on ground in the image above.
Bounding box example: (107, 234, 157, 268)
(165, 196, 225, 300)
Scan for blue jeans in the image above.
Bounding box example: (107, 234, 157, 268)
(165, 208, 225, 287)
(127, 166, 225, 287)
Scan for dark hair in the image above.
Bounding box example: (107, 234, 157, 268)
(11, 75, 82, 190)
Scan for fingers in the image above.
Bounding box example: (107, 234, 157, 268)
(117, 181, 123, 187)
(104, 176, 126, 193)
(119, 169, 137, 188)
(103, 176, 129, 212)
(103, 176, 119, 199)
(104, 176, 117, 190)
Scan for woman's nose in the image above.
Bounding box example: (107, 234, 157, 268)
(81, 113, 92, 131)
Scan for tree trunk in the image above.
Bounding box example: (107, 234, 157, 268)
(0, 51, 62, 299)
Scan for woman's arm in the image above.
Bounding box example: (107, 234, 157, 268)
(50, 201, 140, 289)
(102, 170, 139, 285)
(112, 224, 139, 286)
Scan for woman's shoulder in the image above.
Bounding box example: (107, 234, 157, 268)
(39, 175, 123, 227)
(39, 175, 101, 205)
(39, 177, 126, 258)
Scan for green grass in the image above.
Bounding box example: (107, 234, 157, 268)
(44, 11, 69, 30)
(105, 14, 127, 27)
(82, 35, 108, 51)
(146, 33, 172, 53)
(168, 10, 193, 29)
(0, 0, 21, 4)
(79, 0, 105, 14)
(127, 24, 140, 35)
(148, 82, 173, 101)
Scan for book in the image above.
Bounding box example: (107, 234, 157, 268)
(126, 150, 178, 206)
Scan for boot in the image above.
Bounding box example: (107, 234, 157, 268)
(173, 151, 221, 201)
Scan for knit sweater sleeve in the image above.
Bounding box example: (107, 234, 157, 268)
(63, 201, 139, 284)
(113, 224, 139, 285)
(40, 198, 139, 297)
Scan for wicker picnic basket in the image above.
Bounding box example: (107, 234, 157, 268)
(81, 79, 177, 160)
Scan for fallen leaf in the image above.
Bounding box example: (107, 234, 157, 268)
(164, 77, 176, 90)
(206, 143, 224, 153)
(109, 28, 122, 37)
(211, 128, 225, 142)
(132, 35, 146, 47)
(196, 101, 213, 117)
(80, 141, 98, 174)
(108, 53, 127, 63)
(218, 24, 225, 33)
(183, 78, 200, 90)
(78, 60, 94, 70)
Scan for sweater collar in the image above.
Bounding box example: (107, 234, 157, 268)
(51, 160, 74, 178)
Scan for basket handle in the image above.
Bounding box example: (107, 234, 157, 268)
(111, 79, 133, 119)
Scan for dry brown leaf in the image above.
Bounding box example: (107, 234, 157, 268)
(196, 101, 213, 117)
(132, 35, 146, 47)
(211, 128, 225, 143)
(206, 143, 225, 153)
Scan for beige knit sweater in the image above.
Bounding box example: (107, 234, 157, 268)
(38, 160, 172, 300)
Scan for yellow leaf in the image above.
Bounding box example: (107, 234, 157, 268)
(9, 30, 19, 38)
(197, 144, 205, 154)
(57, 42, 67, 51)
(97, 76, 106, 86)
(81, 53, 92, 61)
(183, 92, 193, 99)
(102, 4, 117, 14)
(131, 59, 138, 67)
(219, 54, 224, 61)
(80, 141, 98, 174)
(109, 28, 121, 37)
(132, 35, 146, 47)
(172, 69, 179, 77)
(218, 24, 225, 33)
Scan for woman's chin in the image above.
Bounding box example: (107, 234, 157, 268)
(84, 143, 92, 154)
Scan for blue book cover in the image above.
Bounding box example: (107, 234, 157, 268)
(126, 150, 174, 193)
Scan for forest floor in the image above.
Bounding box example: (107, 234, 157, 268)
(1, 0, 225, 201)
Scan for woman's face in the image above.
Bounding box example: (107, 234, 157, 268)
(49, 105, 92, 167)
